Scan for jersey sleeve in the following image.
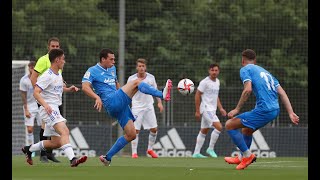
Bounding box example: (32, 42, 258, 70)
(197, 80, 205, 93)
(82, 68, 94, 84)
(127, 75, 132, 83)
(272, 75, 280, 88)
(34, 56, 49, 74)
(240, 66, 251, 84)
(152, 76, 158, 89)
(36, 73, 52, 90)
(19, 77, 27, 91)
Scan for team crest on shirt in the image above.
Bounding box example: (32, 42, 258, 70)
(111, 71, 115, 76)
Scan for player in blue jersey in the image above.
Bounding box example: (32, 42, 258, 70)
(81, 48, 172, 166)
(224, 49, 299, 170)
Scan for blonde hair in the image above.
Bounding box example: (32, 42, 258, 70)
(136, 58, 147, 65)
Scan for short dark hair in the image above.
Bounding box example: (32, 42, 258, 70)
(136, 58, 147, 65)
(49, 48, 64, 63)
(209, 63, 219, 69)
(99, 48, 115, 62)
(242, 49, 256, 60)
(48, 37, 60, 45)
(28, 61, 36, 67)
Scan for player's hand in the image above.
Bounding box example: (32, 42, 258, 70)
(69, 85, 79, 92)
(289, 112, 299, 125)
(195, 111, 201, 121)
(220, 108, 227, 117)
(25, 110, 31, 118)
(227, 109, 239, 119)
(94, 97, 103, 112)
(44, 104, 53, 115)
(158, 102, 163, 113)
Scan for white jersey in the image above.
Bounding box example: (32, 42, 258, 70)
(197, 76, 220, 114)
(19, 74, 38, 112)
(36, 68, 64, 106)
(127, 72, 157, 109)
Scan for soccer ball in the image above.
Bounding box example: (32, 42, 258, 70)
(177, 78, 195, 95)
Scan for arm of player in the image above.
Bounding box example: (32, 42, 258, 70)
(217, 97, 226, 116)
(156, 97, 163, 113)
(228, 81, 252, 118)
(82, 82, 103, 112)
(33, 86, 52, 115)
(194, 90, 202, 121)
(30, 70, 40, 87)
(20, 90, 31, 118)
(277, 85, 299, 125)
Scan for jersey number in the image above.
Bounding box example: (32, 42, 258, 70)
(260, 72, 275, 91)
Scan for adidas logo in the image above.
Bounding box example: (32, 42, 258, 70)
(53, 127, 96, 157)
(153, 128, 193, 157)
(231, 129, 276, 158)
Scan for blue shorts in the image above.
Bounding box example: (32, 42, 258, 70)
(102, 89, 135, 129)
(236, 108, 280, 130)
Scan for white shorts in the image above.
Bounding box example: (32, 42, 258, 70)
(201, 111, 220, 129)
(23, 108, 41, 127)
(39, 105, 66, 137)
(132, 107, 158, 130)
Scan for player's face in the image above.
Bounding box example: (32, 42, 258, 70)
(48, 41, 60, 51)
(208, 67, 219, 79)
(102, 53, 115, 68)
(28, 66, 34, 75)
(136, 62, 146, 74)
(57, 55, 66, 69)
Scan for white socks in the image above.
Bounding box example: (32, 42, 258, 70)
(193, 132, 206, 154)
(131, 134, 139, 154)
(26, 132, 34, 146)
(147, 132, 157, 150)
(60, 143, 75, 160)
(208, 129, 221, 150)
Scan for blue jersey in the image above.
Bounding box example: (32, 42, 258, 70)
(82, 63, 118, 99)
(240, 64, 280, 111)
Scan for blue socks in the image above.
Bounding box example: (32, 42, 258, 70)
(106, 136, 129, 161)
(138, 82, 163, 99)
(243, 134, 253, 149)
(227, 129, 248, 152)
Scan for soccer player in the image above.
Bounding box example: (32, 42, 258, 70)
(127, 58, 163, 159)
(21, 48, 87, 167)
(224, 49, 299, 170)
(192, 63, 226, 158)
(81, 48, 172, 166)
(19, 61, 41, 157)
(30, 37, 61, 163)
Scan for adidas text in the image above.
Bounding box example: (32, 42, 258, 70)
(154, 149, 192, 157)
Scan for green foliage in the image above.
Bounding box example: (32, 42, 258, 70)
(12, 0, 307, 87)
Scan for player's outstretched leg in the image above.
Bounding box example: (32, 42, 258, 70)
(162, 79, 172, 101)
(70, 156, 88, 167)
(21, 145, 33, 165)
(99, 155, 111, 166)
(137, 79, 172, 101)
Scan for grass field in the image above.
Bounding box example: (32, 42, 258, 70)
(12, 155, 308, 180)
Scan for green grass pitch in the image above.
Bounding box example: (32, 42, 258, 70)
(12, 156, 307, 180)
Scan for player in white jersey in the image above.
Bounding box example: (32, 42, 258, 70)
(19, 61, 41, 157)
(128, 58, 162, 158)
(21, 48, 87, 167)
(192, 63, 227, 158)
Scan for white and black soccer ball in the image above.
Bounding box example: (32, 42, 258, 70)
(177, 78, 195, 96)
